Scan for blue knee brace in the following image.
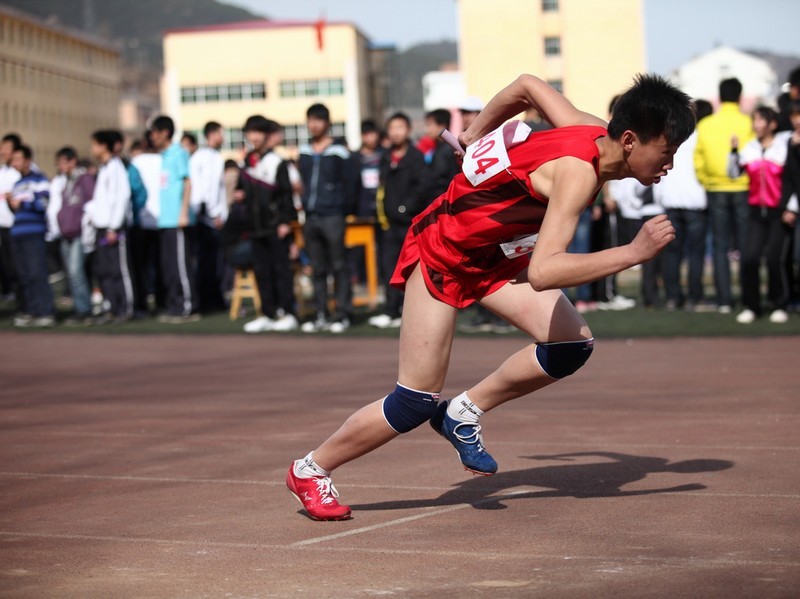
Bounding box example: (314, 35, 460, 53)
(382, 383, 441, 434)
(535, 338, 594, 379)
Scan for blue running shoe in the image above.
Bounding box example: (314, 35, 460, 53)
(430, 401, 497, 475)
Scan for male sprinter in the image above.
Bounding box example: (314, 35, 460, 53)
(286, 73, 695, 520)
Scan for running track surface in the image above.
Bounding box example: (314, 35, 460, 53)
(1, 333, 798, 598)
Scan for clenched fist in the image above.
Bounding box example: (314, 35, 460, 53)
(630, 214, 675, 263)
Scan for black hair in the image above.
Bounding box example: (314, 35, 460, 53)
(606, 74, 695, 146)
(306, 103, 330, 122)
(224, 159, 240, 170)
(181, 132, 198, 146)
(753, 105, 778, 125)
(151, 115, 175, 137)
(789, 65, 800, 89)
(15, 144, 32, 160)
(361, 119, 379, 134)
(426, 108, 451, 129)
(243, 115, 281, 134)
(107, 130, 124, 146)
(91, 130, 117, 153)
(608, 94, 621, 116)
(56, 146, 78, 161)
(129, 140, 143, 153)
(693, 99, 713, 123)
(789, 100, 800, 115)
(203, 121, 222, 138)
(386, 111, 411, 128)
(719, 78, 743, 103)
(2, 133, 22, 149)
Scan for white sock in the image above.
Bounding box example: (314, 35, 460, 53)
(446, 391, 484, 424)
(293, 452, 330, 479)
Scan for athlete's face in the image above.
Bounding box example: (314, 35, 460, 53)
(627, 133, 678, 185)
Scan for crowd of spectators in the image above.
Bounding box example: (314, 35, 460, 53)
(1, 66, 799, 331)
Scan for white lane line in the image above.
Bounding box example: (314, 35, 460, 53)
(0, 472, 798, 499)
(1, 531, 799, 568)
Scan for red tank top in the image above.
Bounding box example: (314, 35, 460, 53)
(410, 124, 606, 278)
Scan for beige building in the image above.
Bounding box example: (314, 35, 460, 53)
(457, 0, 645, 119)
(0, 6, 120, 166)
(161, 20, 390, 154)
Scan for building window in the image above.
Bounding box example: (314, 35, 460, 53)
(179, 82, 267, 104)
(547, 79, 563, 93)
(542, 0, 559, 11)
(282, 122, 346, 147)
(278, 78, 345, 98)
(544, 36, 561, 57)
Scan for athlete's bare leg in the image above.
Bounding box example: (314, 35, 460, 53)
(466, 272, 592, 412)
(311, 264, 458, 472)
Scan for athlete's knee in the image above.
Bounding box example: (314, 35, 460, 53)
(382, 383, 441, 433)
(534, 338, 594, 379)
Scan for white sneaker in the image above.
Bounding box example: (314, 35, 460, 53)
(243, 316, 274, 333)
(736, 309, 756, 324)
(301, 315, 329, 333)
(718, 305, 732, 314)
(769, 309, 789, 324)
(598, 295, 636, 311)
(271, 313, 299, 332)
(368, 314, 401, 329)
(328, 318, 350, 334)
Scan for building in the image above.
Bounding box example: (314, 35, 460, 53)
(457, 0, 645, 119)
(0, 5, 120, 167)
(161, 20, 392, 154)
(672, 46, 781, 111)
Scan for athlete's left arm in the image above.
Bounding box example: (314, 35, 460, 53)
(528, 159, 673, 291)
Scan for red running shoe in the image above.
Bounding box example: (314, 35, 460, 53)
(286, 465, 352, 521)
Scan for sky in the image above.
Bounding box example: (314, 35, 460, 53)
(224, 0, 799, 76)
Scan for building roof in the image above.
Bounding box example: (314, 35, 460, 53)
(164, 18, 363, 38)
(0, 5, 119, 54)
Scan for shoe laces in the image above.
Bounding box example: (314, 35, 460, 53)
(315, 476, 340, 505)
(452, 421, 486, 452)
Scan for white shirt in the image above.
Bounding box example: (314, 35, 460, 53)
(653, 131, 707, 211)
(86, 157, 131, 230)
(132, 153, 162, 230)
(0, 164, 21, 228)
(608, 178, 660, 220)
(47, 173, 67, 240)
(189, 146, 227, 224)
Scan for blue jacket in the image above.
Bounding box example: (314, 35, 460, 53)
(11, 171, 50, 237)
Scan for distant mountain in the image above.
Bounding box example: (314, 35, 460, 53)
(5, 0, 458, 109)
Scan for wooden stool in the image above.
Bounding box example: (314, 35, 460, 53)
(229, 269, 262, 320)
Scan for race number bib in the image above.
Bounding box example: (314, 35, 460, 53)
(499, 233, 539, 259)
(462, 121, 532, 187)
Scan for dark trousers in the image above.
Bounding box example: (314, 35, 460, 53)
(129, 227, 165, 314)
(707, 191, 749, 307)
(303, 214, 351, 320)
(252, 234, 296, 318)
(741, 209, 791, 315)
(195, 222, 226, 313)
(0, 226, 18, 297)
(631, 216, 665, 307)
(94, 228, 133, 318)
(159, 227, 197, 316)
(663, 208, 708, 305)
(11, 233, 54, 317)
(381, 223, 409, 318)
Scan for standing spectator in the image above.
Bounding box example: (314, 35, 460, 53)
(47, 147, 95, 324)
(419, 108, 460, 203)
(777, 66, 800, 132)
(130, 134, 164, 316)
(8, 145, 55, 327)
(354, 119, 384, 283)
(150, 116, 198, 323)
(732, 107, 794, 324)
(190, 121, 228, 313)
(783, 100, 800, 309)
(458, 96, 483, 131)
(235, 115, 299, 333)
(297, 103, 357, 333)
(86, 131, 133, 323)
(368, 112, 425, 329)
(181, 132, 198, 156)
(0, 133, 21, 302)
(653, 100, 710, 312)
(694, 78, 754, 313)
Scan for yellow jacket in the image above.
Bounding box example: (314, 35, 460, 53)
(694, 103, 754, 192)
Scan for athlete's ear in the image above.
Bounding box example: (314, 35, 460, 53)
(621, 130, 637, 152)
